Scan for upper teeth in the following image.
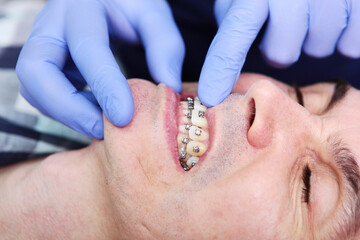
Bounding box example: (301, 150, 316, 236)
(178, 96, 208, 171)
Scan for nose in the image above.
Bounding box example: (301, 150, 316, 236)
(245, 80, 310, 148)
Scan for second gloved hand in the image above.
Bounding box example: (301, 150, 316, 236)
(16, 0, 185, 138)
(198, 0, 360, 107)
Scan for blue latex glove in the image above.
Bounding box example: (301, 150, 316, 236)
(16, 0, 185, 139)
(198, 0, 360, 107)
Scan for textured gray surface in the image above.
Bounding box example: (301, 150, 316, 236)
(0, 0, 91, 163)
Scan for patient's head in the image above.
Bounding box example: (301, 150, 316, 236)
(97, 73, 360, 239)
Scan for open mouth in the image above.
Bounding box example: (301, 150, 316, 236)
(177, 96, 210, 171)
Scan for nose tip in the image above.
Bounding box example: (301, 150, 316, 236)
(245, 80, 286, 148)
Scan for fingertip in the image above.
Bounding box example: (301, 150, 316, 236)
(146, 36, 184, 94)
(166, 80, 182, 94)
(160, 71, 182, 93)
(259, 47, 297, 68)
(139, 8, 185, 94)
(198, 88, 224, 108)
(337, 44, 360, 59)
(104, 94, 135, 127)
(87, 118, 104, 139)
(198, 62, 236, 108)
(214, 0, 232, 25)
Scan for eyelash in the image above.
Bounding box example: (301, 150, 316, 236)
(302, 165, 312, 203)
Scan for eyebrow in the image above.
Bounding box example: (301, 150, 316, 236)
(323, 78, 350, 114)
(331, 137, 360, 195)
(329, 136, 360, 235)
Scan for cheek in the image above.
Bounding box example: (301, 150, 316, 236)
(190, 166, 289, 239)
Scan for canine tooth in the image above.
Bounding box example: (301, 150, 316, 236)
(186, 156, 199, 168)
(191, 109, 208, 128)
(186, 141, 207, 157)
(189, 126, 208, 141)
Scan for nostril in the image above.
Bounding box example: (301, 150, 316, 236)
(249, 98, 256, 127)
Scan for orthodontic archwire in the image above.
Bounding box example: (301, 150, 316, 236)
(178, 97, 205, 171)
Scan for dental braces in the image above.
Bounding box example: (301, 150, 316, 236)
(179, 97, 198, 171)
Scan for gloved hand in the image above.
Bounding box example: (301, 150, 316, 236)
(198, 0, 360, 107)
(16, 0, 185, 139)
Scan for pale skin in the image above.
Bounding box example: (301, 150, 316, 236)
(0, 73, 359, 239)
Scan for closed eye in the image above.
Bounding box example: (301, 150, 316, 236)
(302, 165, 311, 204)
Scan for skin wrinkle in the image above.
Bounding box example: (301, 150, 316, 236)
(137, 154, 151, 184)
(292, 85, 358, 239)
(292, 78, 359, 239)
(92, 144, 122, 239)
(284, 156, 304, 239)
(3, 75, 360, 239)
(327, 136, 360, 237)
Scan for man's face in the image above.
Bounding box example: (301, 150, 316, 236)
(101, 74, 360, 239)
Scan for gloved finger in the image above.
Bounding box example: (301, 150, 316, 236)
(198, 0, 268, 107)
(214, 0, 232, 25)
(21, 85, 97, 125)
(102, 0, 138, 42)
(337, 0, 360, 58)
(19, 84, 51, 117)
(259, 0, 308, 68)
(16, 39, 104, 139)
(134, 0, 185, 93)
(78, 91, 99, 107)
(65, 0, 134, 127)
(63, 56, 87, 90)
(303, 0, 348, 58)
